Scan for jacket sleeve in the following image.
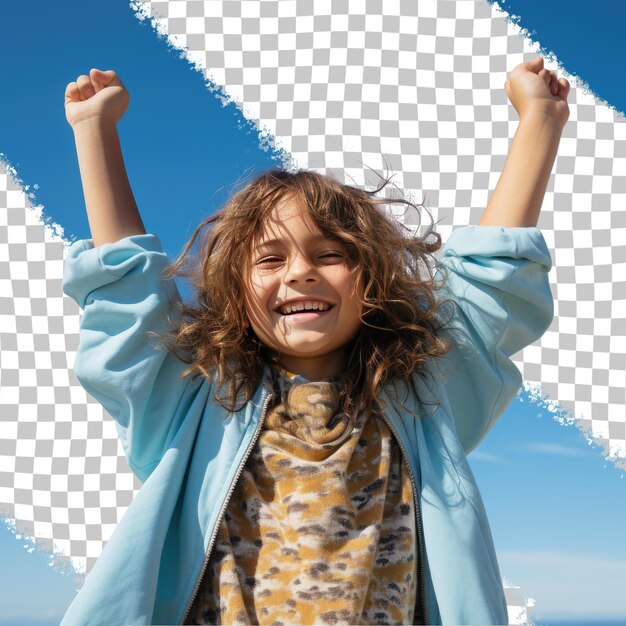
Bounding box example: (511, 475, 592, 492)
(432, 225, 554, 454)
(63, 234, 203, 481)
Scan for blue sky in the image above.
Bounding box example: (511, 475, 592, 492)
(0, 1, 625, 624)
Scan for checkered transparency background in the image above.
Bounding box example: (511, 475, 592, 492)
(1, 0, 625, 594)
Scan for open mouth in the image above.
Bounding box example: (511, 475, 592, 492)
(276, 301, 333, 315)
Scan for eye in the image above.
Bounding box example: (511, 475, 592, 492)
(255, 255, 284, 268)
(318, 250, 346, 264)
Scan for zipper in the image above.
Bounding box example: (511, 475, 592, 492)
(178, 386, 274, 625)
(377, 410, 430, 626)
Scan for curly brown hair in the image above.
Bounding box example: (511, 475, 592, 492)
(155, 168, 452, 416)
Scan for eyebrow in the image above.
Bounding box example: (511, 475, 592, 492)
(253, 234, 342, 252)
(253, 237, 284, 250)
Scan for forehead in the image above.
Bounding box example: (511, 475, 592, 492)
(253, 198, 323, 247)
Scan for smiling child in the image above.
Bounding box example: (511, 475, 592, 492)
(60, 56, 568, 625)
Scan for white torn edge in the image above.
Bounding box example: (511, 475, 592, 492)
(521, 383, 626, 473)
(0, 156, 84, 583)
(489, 0, 626, 472)
(0, 514, 85, 589)
(502, 576, 537, 625)
(129, 0, 298, 172)
(490, 1, 626, 122)
(0, 154, 73, 249)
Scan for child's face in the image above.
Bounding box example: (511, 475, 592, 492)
(244, 199, 363, 381)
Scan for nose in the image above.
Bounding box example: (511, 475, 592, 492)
(284, 254, 318, 284)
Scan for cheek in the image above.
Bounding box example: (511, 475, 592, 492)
(244, 274, 272, 319)
(337, 273, 363, 310)
(348, 285, 365, 328)
(243, 292, 268, 341)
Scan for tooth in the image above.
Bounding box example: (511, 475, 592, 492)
(278, 301, 331, 314)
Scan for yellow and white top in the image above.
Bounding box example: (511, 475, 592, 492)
(189, 371, 418, 625)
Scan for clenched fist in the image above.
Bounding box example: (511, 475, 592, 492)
(505, 56, 570, 126)
(65, 68, 129, 128)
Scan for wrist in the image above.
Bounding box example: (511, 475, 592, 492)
(71, 113, 120, 135)
(519, 102, 569, 129)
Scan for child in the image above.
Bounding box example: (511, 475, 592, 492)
(61, 56, 569, 625)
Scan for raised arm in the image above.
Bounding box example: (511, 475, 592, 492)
(478, 57, 570, 227)
(65, 68, 146, 246)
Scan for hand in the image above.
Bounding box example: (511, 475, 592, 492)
(505, 57, 570, 126)
(65, 69, 130, 129)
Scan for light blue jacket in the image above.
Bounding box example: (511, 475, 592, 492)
(61, 225, 553, 625)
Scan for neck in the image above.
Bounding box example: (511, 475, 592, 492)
(277, 349, 346, 382)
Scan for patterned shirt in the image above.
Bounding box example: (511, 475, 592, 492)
(188, 372, 418, 625)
